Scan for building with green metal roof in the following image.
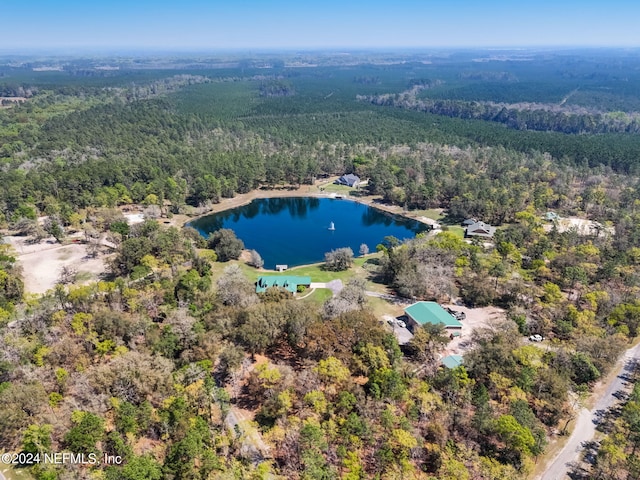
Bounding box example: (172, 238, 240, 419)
(255, 276, 311, 294)
(544, 211, 560, 222)
(404, 301, 462, 331)
(441, 354, 463, 369)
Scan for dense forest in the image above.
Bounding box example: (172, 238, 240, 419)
(362, 88, 640, 134)
(1, 50, 640, 479)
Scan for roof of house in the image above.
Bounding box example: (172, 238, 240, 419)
(441, 354, 463, 369)
(545, 212, 560, 221)
(335, 174, 360, 186)
(462, 218, 477, 226)
(466, 221, 496, 237)
(405, 301, 463, 328)
(256, 276, 311, 293)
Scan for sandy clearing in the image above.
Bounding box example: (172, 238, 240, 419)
(4, 236, 108, 294)
(441, 304, 506, 355)
(418, 216, 441, 228)
(543, 217, 614, 236)
(124, 212, 145, 224)
(0, 97, 26, 109)
(378, 296, 506, 352)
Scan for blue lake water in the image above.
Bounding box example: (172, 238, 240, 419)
(189, 197, 428, 269)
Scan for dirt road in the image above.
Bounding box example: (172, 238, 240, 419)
(225, 406, 270, 464)
(538, 342, 640, 480)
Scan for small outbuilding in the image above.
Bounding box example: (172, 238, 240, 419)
(405, 301, 463, 332)
(441, 354, 463, 369)
(465, 221, 496, 238)
(256, 276, 311, 294)
(334, 174, 360, 188)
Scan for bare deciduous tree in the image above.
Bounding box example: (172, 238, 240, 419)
(216, 264, 258, 308)
(165, 308, 196, 350)
(248, 249, 264, 269)
(58, 266, 77, 285)
(323, 278, 367, 318)
(324, 247, 354, 271)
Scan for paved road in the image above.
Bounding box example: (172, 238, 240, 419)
(538, 342, 640, 480)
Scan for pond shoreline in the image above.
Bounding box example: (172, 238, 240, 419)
(176, 182, 441, 230)
(185, 192, 432, 271)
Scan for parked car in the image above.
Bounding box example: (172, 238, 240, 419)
(529, 334, 543, 342)
(446, 307, 466, 321)
(396, 320, 407, 329)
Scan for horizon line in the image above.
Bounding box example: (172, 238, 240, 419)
(1, 45, 639, 56)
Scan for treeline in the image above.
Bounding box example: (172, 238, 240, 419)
(0, 84, 37, 97)
(361, 91, 640, 134)
(1, 107, 634, 233)
(1, 78, 637, 241)
(3, 67, 640, 226)
(0, 239, 23, 322)
(259, 80, 294, 97)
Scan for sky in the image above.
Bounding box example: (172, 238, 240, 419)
(2, 0, 639, 51)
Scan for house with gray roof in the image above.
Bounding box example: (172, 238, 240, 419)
(465, 221, 496, 238)
(334, 174, 360, 187)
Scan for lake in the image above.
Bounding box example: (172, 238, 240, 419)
(189, 197, 429, 269)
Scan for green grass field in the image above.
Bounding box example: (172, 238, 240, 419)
(299, 288, 333, 305)
(442, 226, 466, 238)
(317, 183, 359, 195)
(206, 253, 370, 283)
(412, 208, 445, 221)
(202, 250, 407, 320)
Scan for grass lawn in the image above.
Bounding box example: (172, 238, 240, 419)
(317, 181, 361, 196)
(204, 256, 250, 283)
(442, 226, 466, 238)
(205, 252, 386, 295)
(300, 288, 333, 305)
(201, 250, 410, 323)
(366, 296, 406, 319)
(254, 256, 373, 283)
(355, 254, 388, 293)
(206, 255, 368, 284)
(411, 208, 445, 221)
(321, 184, 352, 194)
